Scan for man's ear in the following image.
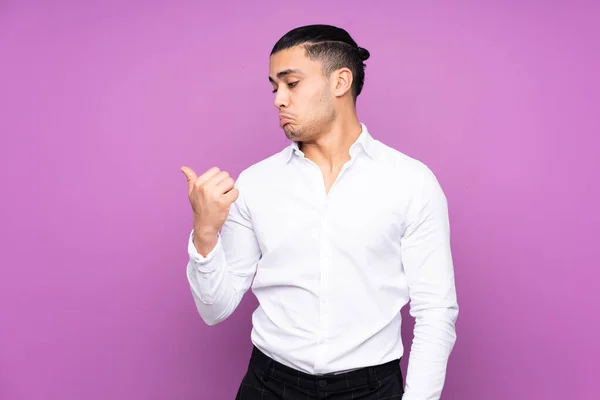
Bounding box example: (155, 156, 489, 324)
(331, 67, 353, 98)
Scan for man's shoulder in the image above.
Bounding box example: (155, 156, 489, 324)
(235, 146, 289, 186)
(375, 140, 433, 179)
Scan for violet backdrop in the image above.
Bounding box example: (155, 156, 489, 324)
(1, 1, 598, 399)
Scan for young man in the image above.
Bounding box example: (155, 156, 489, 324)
(181, 24, 458, 400)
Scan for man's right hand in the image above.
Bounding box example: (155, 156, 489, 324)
(180, 166, 239, 256)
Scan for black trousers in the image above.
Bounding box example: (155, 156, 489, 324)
(235, 346, 404, 399)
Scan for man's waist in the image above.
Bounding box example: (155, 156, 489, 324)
(250, 323, 404, 375)
(247, 344, 401, 392)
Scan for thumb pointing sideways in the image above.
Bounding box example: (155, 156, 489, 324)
(180, 166, 198, 191)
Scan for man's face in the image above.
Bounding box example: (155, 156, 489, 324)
(269, 46, 336, 141)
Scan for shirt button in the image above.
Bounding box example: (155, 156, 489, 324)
(319, 379, 327, 388)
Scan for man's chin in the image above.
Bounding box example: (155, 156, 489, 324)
(283, 125, 298, 139)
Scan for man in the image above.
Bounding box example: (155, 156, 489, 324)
(181, 24, 458, 400)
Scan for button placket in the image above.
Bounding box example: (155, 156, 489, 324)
(316, 201, 331, 367)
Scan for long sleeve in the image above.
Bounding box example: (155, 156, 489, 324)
(400, 166, 459, 400)
(186, 172, 262, 326)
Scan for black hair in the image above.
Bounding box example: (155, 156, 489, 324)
(270, 24, 370, 101)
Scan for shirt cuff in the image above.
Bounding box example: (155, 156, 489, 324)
(187, 229, 221, 269)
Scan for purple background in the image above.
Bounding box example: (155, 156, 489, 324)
(1, 1, 598, 399)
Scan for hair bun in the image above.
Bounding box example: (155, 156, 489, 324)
(357, 47, 370, 61)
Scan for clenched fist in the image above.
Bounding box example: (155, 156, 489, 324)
(181, 166, 239, 255)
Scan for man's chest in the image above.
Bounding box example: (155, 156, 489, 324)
(246, 169, 412, 256)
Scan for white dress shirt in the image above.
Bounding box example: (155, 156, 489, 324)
(186, 123, 458, 400)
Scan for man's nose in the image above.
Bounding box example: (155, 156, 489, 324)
(274, 89, 288, 109)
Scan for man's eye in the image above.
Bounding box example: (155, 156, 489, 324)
(272, 81, 298, 93)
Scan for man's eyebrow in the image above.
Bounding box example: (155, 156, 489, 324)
(268, 69, 303, 83)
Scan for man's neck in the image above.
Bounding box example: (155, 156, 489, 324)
(299, 116, 362, 171)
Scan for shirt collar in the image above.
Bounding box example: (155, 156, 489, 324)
(284, 123, 378, 163)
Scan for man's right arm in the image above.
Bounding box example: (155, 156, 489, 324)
(183, 169, 261, 326)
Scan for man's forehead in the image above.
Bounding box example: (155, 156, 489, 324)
(269, 48, 318, 80)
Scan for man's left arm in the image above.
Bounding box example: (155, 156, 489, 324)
(400, 165, 459, 400)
